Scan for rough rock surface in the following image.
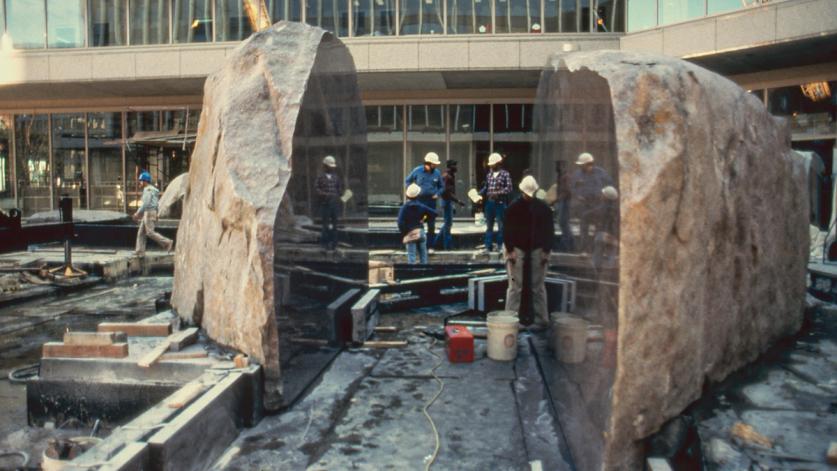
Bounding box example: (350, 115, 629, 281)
(543, 51, 808, 469)
(171, 22, 362, 408)
(157, 172, 189, 218)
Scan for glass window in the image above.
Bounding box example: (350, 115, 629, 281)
(707, 0, 739, 15)
(268, 0, 302, 22)
(769, 82, 837, 139)
(0, 115, 12, 202)
(47, 0, 85, 48)
(14, 114, 50, 215)
(449, 104, 490, 205)
(6, 0, 46, 49)
(492, 104, 534, 196)
(560, 0, 590, 32)
(495, 0, 541, 34)
(129, 0, 170, 45)
(659, 0, 704, 26)
(126, 110, 161, 212)
(89, 0, 127, 46)
(88, 112, 124, 211)
(353, 0, 395, 36)
(627, 0, 655, 31)
(52, 114, 87, 209)
(173, 0, 212, 43)
(305, 0, 348, 37)
(0, 2, 5, 38)
(447, 0, 491, 34)
(407, 105, 445, 173)
(401, 0, 443, 35)
(216, 0, 252, 41)
(595, 0, 624, 32)
(366, 105, 404, 209)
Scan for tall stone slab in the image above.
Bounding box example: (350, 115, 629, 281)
(539, 51, 809, 469)
(171, 22, 362, 408)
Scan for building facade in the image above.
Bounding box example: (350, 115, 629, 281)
(0, 0, 835, 217)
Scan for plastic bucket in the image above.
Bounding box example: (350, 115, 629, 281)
(551, 314, 588, 364)
(487, 310, 517, 321)
(487, 315, 519, 361)
(42, 437, 102, 471)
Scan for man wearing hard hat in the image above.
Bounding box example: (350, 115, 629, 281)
(132, 171, 173, 256)
(570, 152, 613, 253)
(315, 155, 344, 250)
(404, 152, 443, 248)
(478, 153, 512, 252)
(398, 183, 437, 264)
(503, 175, 553, 327)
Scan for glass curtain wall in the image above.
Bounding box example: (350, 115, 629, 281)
(449, 104, 489, 203)
(173, 0, 212, 43)
(14, 115, 50, 215)
(6, 0, 46, 48)
(658, 0, 704, 25)
(627, 0, 655, 31)
(595, 0, 623, 32)
(0, 116, 11, 203)
(88, 0, 128, 46)
(353, 0, 396, 36)
(447, 0, 491, 34)
(51, 114, 86, 209)
(366, 105, 404, 209)
(406, 105, 445, 174)
(269, 0, 302, 22)
(126, 111, 162, 212)
(492, 103, 533, 195)
(401, 0, 443, 34)
(47, 0, 85, 48)
(496, 0, 541, 33)
(216, 0, 252, 41)
(88, 112, 124, 211)
(305, 0, 349, 37)
(130, 0, 170, 44)
(706, 0, 738, 14)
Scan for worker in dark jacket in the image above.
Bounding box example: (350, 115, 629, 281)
(398, 183, 437, 264)
(315, 155, 343, 250)
(503, 175, 554, 327)
(434, 160, 465, 250)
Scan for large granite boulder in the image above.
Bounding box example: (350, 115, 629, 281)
(539, 51, 808, 469)
(171, 22, 362, 408)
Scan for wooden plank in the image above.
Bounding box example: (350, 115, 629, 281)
(160, 351, 208, 360)
(373, 326, 397, 333)
(138, 341, 171, 368)
(361, 340, 407, 348)
(167, 383, 207, 409)
(63, 331, 126, 346)
(167, 327, 198, 352)
(99, 322, 171, 337)
(42, 342, 128, 359)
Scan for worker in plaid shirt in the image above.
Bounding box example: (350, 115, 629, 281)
(316, 155, 343, 250)
(479, 153, 512, 252)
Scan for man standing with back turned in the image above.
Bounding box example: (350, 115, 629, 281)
(504, 175, 553, 328)
(133, 171, 173, 256)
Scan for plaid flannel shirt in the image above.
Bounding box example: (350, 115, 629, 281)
(315, 173, 343, 198)
(485, 169, 512, 196)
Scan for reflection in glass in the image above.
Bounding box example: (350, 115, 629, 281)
(305, 0, 348, 36)
(47, 0, 85, 48)
(353, 0, 395, 36)
(6, 0, 46, 49)
(707, 0, 739, 14)
(447, 0, 491, 34)
(0, 116, 11, 200)
(366, 105, 404, 211)
(495, 0, 541, 33)
(173, 0, 212, 43)
(268, 0, 302, 22)
(15, 115, 50, 215)
(769, 81, 837, 138)
(449, 104, 490, 203)
(595, 0, 624, 32)
(400, 0, 443, 34)
(216, 0, 252, 41)
(130, 0, 170, 45)
(89, 0, 128, 46)
(627, 0, 655, 31)
(492, 104, 533, 196)
(658, 0, 704, 25)
(88, 113, 124, 211)
(52, 114, 87, 209)
(126, 111, 162, 212)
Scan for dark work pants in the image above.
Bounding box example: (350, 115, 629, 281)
(320, 198, 339, 248)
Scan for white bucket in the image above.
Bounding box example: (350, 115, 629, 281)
(552, 314, 588, 364)
(487, 310, 517, 321)
(42, 437, 102, 471)
(487, 315, 519, 361)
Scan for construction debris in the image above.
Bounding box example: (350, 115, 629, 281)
(42, 342, 129, 359)
(730, 422, 773, 449)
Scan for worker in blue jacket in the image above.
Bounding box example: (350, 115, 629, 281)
(404, 152, 443, 248)
(398, 183, 437, 264)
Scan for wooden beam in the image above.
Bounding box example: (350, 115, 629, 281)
(361, 340, 408, 348)
(63, 331, 126, 346)
(98, 322, 172, 337)
(160, 351, 208, 360)
(167, 327, 199, 352)
(138, 342, 171, 368)
(42, 342, 128, 359)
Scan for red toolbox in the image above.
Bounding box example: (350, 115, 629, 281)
(445, 325, 474, 363)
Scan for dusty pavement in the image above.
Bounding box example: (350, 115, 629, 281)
(213, 304, 574, 471)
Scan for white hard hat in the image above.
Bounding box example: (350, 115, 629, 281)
(575, 152, 594, 165)
(424, 152, 441, 165)
(406, 183, 421, 199)
(601, 186, 619, 200)
(323, 155, 337, 167)
(519, 175, 539, 197)
(488, 153, 503, 166)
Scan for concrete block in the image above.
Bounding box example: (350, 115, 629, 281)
(368, 42, 418, 71)
(346, 42, 369, 71)
(715, 8, 776, 51)
(419, 41, 468, 70)
(101, 259, 129, 282)
(662, 20, 716, 57)
(134, 50, 180, 78)
(620, 29, 663, 54)
(179, 48, 226, 77)
(520, 40, 563, 69)
(97, 442, 149, 471)
(351, 289, 380, 344)
(469, 40, 519, 69)
(49, 54, 93, 81)
(92, 52, 136, 80)
(776, 0, 837, 40)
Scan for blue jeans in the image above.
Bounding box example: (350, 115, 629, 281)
(320, 199, 339, 248)
(484, 199, 506, 251)
(557, 199, 574, 252)
(406, 229, 428, 264)
(435, 199, 453, 250)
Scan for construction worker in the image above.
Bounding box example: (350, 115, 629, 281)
(479, 153, 512, 252)
(133, 171, 173, 256)
(435, 160, 465, 250)
(405, 152, 443, 249)
(503, 175, 553, 328)
(570, 152, 613, 253)
(398, 183, 437, 264)
(315, 155, 343, 250)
